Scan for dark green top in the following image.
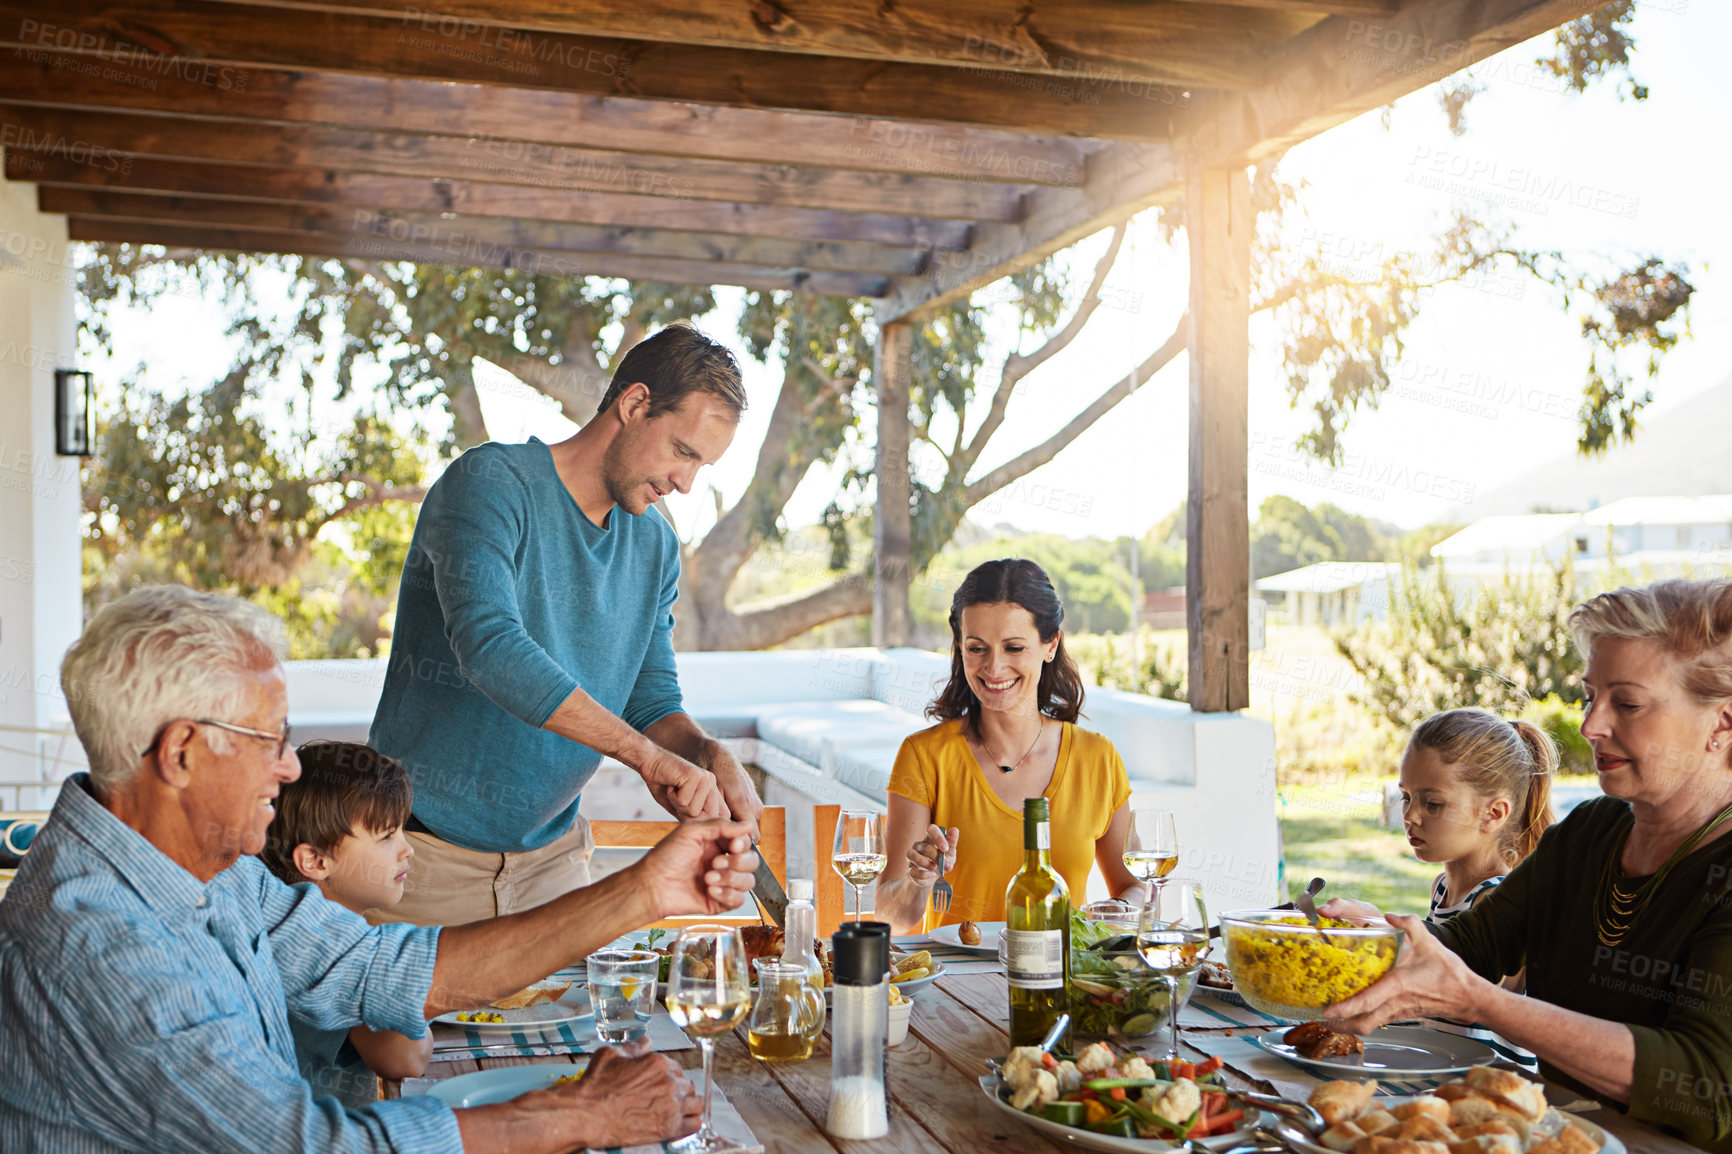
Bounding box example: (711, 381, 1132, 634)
(1434, 796, 1732, 1151)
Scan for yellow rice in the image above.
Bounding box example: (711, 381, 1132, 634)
(1224, 916, 1397, 1009)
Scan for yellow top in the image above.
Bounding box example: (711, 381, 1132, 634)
(887, 719, 1131, 930)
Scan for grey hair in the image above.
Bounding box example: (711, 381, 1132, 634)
(61, 586, 288, 794)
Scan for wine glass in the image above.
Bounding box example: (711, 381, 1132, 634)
(1136, 879, 1209, 1062)
(666, 925, 752, 1153)
(1123, 808, 1179, 899)
(831, 809, 886, 921)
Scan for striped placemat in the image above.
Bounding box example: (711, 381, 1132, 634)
(402, 1065, 762, 1153)
(430, 1008, 692, 1063)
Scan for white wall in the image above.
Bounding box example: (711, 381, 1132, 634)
(0, 174, 80, 809)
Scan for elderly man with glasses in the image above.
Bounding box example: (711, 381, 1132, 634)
(0, 585, 759, 1154)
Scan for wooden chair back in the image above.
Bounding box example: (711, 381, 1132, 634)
(589, 805, 785, 930)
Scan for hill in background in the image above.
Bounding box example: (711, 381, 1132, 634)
(1452, 371, 1732, 519)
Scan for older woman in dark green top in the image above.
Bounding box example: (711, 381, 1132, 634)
(1328, 578, 1732, 1152)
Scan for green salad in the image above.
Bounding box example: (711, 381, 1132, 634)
(1067, 909, 1192, 1039)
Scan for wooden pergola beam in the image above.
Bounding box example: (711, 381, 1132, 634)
(10, 153, 973, 250)
(194, 0, 1329, 84)
(0, 108, 1028, 223)
(874, 0, 1606, 322)
(67, 216, 889, 296)
(2, 0, 1223, 135)
(0, 51, 1088, 184)
(38, 188, 930, 276)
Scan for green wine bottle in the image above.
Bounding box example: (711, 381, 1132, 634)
(1005, 797, 1070, 1050)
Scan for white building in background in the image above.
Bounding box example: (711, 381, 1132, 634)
(1255, 562, 1405, 627)
(1429, 495, 1732, 587)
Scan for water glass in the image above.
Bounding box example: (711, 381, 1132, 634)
(586, 948, 658, 1045)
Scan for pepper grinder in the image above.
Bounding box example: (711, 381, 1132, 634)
(827, 922, 890, 1139)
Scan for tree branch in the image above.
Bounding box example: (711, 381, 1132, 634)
(960, 316, 1186, 509)
(707, 573, 876, 651)
(958, 224, 1127, 478)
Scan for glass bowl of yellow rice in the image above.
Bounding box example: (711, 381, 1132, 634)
(1219, 910, 1402, 1021)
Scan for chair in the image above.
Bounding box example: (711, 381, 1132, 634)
(589, 806, 786, 930)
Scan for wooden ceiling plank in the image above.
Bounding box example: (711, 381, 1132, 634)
(875, 0, 1606, 321)
(0, 106, 1025, 221)
(0, 50, 1087, 183)
(10, 151, 971, 249)
(190, 0, 1328, 83)
(66, 215, 888, 295)
(1, 0, 1251, 131)
(38, 187, 930, 275)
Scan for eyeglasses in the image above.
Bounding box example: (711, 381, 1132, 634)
(144, 718, 293, 761)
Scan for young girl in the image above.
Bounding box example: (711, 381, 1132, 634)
(1399, 708, 1557, 923)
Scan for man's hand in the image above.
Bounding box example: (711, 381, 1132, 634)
(637, 748, 725, 820)
(1324, 913, 1488, 1033)
(699, 741, 764, 830)
(543, 1041, 700, 1148)
(634, 819, 760, 918)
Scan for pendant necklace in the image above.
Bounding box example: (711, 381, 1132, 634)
(985, 718, 1046, 774)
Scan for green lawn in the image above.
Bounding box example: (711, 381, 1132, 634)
(1278, 778, 1437, 915)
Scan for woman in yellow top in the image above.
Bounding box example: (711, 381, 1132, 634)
(878, 558, 1143, 933)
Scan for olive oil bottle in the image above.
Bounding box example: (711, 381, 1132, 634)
(1005, 797, 1070, 1049)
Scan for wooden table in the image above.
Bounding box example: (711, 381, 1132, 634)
(395, 974, 1698, 1154)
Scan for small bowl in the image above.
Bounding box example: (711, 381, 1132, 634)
(1219, 909, 1402, 1021)
(887, 997, 912, 1046)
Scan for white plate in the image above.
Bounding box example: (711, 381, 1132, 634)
(1255, 1025, 1496, 1078)
(929, 921, 1006, 954)
(979, 1074, 1269, 1153)
(432, 986, 593, 1033)
(427, 1061, 589, 1107)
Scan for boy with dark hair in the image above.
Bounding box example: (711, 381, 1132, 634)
(261, 740, 430, 1105)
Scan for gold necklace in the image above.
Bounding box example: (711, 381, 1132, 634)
(1594, 799, 1732, 948)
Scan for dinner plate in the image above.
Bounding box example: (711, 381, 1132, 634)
(929, 921, 1006, 954)
(427, 1061, 589, 1107)
(431, 988, 593, 1033)
(1255, 1025, 1496, 1078)
(979, 1074, 1270, 1153)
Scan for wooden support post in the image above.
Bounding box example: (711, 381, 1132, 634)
(873, 320, 913, 649)
(1185, 165, 1251, 713)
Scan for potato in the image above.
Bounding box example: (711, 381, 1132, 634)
(958, 921, 982, 945)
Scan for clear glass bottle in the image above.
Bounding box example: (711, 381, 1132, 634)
(1005, 797, 1071, 1049)
(780, 878, 826, 1044)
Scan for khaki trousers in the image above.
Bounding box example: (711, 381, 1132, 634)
(367, 816, 594, 927)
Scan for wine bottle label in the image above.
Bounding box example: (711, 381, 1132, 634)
(1034, 821, 1050, 850)
(1005, 929, 1065, 990)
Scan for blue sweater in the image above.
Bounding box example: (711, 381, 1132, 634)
(371, 439, 684, 853)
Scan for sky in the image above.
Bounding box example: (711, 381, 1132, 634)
(93, 1, 1731, 547)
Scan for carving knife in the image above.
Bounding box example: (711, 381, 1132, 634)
(749, 839, 788, 927)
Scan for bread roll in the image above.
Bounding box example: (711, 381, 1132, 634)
(1392, 1097, 1452, 1125)
(1312, 1080, 1379, 1125)
(1323, 1121, 1369, 1151)
(1463, 1067, 1547, 1123)
(1397, 1115, 1456, 1144)
(1449, 1098, 1501, 1128)
(1357, 1110, 1400, 1136)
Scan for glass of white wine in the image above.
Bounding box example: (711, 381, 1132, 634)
(831, 809, 886, 922)
(1135, 879, 1209, 1062)
(1124, 808, 1179, 899)
(666, 925, 752, 1153)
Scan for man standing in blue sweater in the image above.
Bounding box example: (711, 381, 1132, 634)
(369, 324, 764, 925)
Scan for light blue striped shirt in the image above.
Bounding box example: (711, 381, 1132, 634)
(0, 775, 462, 1153)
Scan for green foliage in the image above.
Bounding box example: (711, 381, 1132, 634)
(1517, 693, 1594, 776)
(1250, 496, 1401, 579)
(1333, 563, 1586, 732)
(1067, 629, 1187, 703)
(920, 533, 1135, 636)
